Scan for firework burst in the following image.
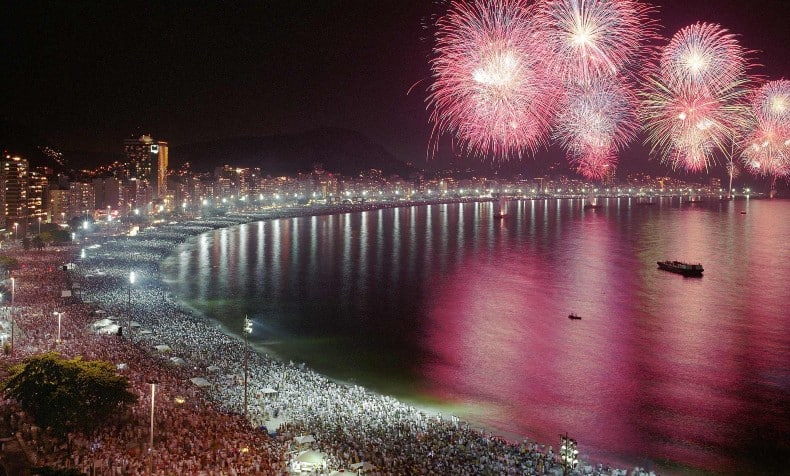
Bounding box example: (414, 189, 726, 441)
(428, 0, 558, 158)
(659, 22, 748, 92)
(535, 0, 656, 82)
(740, 79, 790, 179)
(642, 23, 752, 172)
(554, 76, 639, 178)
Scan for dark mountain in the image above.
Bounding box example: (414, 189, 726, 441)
(171, 128, 415, 177)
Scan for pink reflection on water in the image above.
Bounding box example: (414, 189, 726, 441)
(420, 204, 787, 472)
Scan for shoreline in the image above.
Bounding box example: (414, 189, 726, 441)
(9, 199, 650, 474)
(129, 201, 638, 471)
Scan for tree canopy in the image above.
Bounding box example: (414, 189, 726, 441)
(0, 255, 19, 276)
(1, 353, 137, 434)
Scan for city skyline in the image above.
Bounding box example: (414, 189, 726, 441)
(2, 0, 788, 172)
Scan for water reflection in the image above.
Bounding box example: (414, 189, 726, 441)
(167, 199, 790, 473)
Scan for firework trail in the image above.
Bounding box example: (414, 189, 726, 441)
(535, 0, 656, 82)
(642, 23, 752, 172)
(427, 0, 558, 158)
(553, 76, 639, 178)
(740, 79, 790, 180)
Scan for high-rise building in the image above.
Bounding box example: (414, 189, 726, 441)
(27, 169, 48, 225)
(1, 155, 29, 235)
(93, 177, 122, 210)
(155, 141, 168, 199)
(48, 188, 70, 224)
(69, 182, 95, 218)
(124, 135, 168, 202)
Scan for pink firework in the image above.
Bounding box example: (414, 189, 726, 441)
(554, 76, 639, 176)
(642, 79, 751, 172)
(659, 22, 749, 93)
(642, 23, 752, 172)
(428, 0, 558, 158)
(740, 80, 790, 179)
(750, 79, 790, 125)
(573, 147, 617, 180)
(535, 0, 656, 81)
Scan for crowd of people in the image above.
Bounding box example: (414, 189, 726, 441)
(1, 204, 657, 475)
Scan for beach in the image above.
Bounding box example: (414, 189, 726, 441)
(1, 203, 651, 475)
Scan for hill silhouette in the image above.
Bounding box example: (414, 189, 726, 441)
(171, 128, 415, 177)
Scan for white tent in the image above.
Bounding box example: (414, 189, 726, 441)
(350, 461, 376, 472)
(293, 435, 315, 445)
(190, 377, 211, 388)
(169, 356, 186, 366)
(154, 345, 171, 352)
(294, 450, 326, 468)
(91, 318, 113, 329)
(96, 324, 119, 335)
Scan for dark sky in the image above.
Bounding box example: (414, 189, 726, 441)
(2, 0, 788, 167)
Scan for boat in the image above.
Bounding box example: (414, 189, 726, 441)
(583, 193, 601, 209)
(656, 260, 704, 277)
(494, 197, 507, 219)
(568, 313, 582, 320)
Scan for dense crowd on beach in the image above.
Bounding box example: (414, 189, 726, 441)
(1, 203, 658, 475)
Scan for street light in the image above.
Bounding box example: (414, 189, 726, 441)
(559, 432, 579, 476)
(54, 311, 63, 343)
(128, 271, 136, 336)
(243, 315, 253, 422)
(148, 381, 156, 476)
(9, 277, 15, 353)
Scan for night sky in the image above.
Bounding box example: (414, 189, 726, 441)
(2, 0, 788, 167)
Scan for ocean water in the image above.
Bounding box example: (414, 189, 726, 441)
(163, 197, 790, 474)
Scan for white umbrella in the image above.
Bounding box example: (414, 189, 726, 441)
(207, 365, 221, 373)
(154, 345, 171, 352)
(261, 387, 278, 395)
(169, 356, 186, 366)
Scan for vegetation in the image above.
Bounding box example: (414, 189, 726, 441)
(0, 254, 19, 276)
(1, 353, 137, 435)
(32, 235, 45, 250)
(40, 229, 72, 245)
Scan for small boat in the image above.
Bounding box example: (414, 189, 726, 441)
(657, 260, 704, 277)
(584, 193, 601, 209)
(494, 197, 507, 218)
(568, 313, 582, 320)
